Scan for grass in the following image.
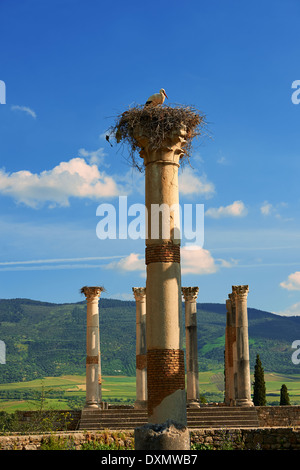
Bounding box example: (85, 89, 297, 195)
(263, 372, 300, 402)
(1, 371, 300, 412)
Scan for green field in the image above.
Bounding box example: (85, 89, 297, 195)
(1, 371, 300, 412)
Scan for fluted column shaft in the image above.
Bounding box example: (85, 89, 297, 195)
(232, 285, 253, 406)
(182, 287, 200, 407)
(135, 125, 187, 426)
(82, 286, 103, 409)
(225, 297, 236, 405)
(133, 287, 147, 409)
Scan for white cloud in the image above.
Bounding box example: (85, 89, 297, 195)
(11, 105, 37, 118)
(179, 167, 215, 198)
(205, 200, 248, 218)
(276, 302, 300, 317)
(105, 247, 218, 276)
(107, 292, 135, 301)
(217, 156, 228, 165)
(181, 245, 218, 274)
(260, 201, 273, 216)
(0, 157, 127, 208)
(216, 258, 239, 268)
(260, 201, 291, 221)
(78, 147, 107, 166)
(105, 253, 145, 273)
(0, 255, 125, 267)
(280, 271, 300, 291)
(103, 245, 237, 277)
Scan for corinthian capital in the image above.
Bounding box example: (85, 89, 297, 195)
(182, 287, 199, 302)
(132, 287, 146, 302)
(81, 286, 104, 301)
(232, 285, 249, 300)
(133, 125, 188, 165)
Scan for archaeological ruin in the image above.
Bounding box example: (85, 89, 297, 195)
(76, 105, 299, 450)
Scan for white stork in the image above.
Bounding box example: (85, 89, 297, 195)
(145, 88, 168, 107)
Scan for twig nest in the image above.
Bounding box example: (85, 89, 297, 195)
(109, 104, 207, 171)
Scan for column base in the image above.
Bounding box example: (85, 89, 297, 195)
(134, 420, 190, 450)
(84, 402, 99, 409)
(134, 400, 147, 410)
(236, 398, 254, 407)
(187, 400, 200, 409)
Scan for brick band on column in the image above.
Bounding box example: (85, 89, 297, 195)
(145, 244, 180, 265)
(86, 355, 99, 364)
(147, 349, 185, 416)
(136, 354, 147, 370)
(227, 328, 236, 368)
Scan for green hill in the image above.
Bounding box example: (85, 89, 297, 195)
(0, 298, 300, 384)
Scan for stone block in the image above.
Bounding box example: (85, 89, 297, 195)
(134, 420, 190, 450)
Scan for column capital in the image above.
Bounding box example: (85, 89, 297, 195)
(133, 124, 188, 166)
(81, 286, 104, 301)
(132, 287, 146, 302)
(182, 287, 199, 302)
(232, 285, 249, 299)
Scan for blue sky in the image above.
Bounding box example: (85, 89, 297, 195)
(0, 0, 300, 316)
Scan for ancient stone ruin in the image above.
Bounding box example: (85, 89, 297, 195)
(79, 105, 254, 449)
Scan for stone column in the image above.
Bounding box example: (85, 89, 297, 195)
(182, 287, 200, 407)
(134, 124, 188, 428)
(224, 296, 236, 406)
(81, 286, 103, 409)
(133, 287, 147, 409)
(232, 285, 253, 407)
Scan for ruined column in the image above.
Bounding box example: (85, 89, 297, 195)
(232, 285, 253, 407)
(133, 118, 190, 450)
(224, 296, 236, 406)
(81, 286, 103, 409)
(141, 128, 187, 427)
(133, 287, 147, 409)
(113, 105, 205, 449)
(182, 287, 200, 408)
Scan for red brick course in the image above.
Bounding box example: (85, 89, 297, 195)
(136, 354, 147, 370)
(86, 355, 99, 364)
(145, 244, 180, 264)
(147, 348, 185, 416)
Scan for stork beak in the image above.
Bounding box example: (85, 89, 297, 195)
(164, 91, 168, 99)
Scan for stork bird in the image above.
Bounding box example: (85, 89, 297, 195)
(145, 88, 168, 107)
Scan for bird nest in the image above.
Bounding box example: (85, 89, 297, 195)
(108, 104, 207, 171)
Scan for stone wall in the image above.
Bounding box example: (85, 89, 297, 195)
(14, 405, 300, 430)
(0, 431, 134, 450)
(256, 405, 300, 427)
(191, 427, 300, 450)
(1, 427, 300, 450)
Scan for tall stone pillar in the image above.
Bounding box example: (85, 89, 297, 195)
(232, 285, 253, 407)
(224, 296, 236, 406)
(81, 286, 103, 409)
(133, 287, 147, 409)
(133, 123, 188, 431)
(182, 287, 200, 407)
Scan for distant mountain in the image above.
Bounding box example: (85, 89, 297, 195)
(0, 297, 300, 384)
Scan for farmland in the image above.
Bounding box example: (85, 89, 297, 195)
(1, 371, 300, 412)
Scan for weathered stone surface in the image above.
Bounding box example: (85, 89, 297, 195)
(2, 425, 300, 450)
(134, 420, 190, 450)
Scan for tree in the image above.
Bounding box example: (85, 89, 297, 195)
(253, 354, 266, 406)
(280, 384, 290, 405)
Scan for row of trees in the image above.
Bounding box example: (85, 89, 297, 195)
(253, 354, 290, 406)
